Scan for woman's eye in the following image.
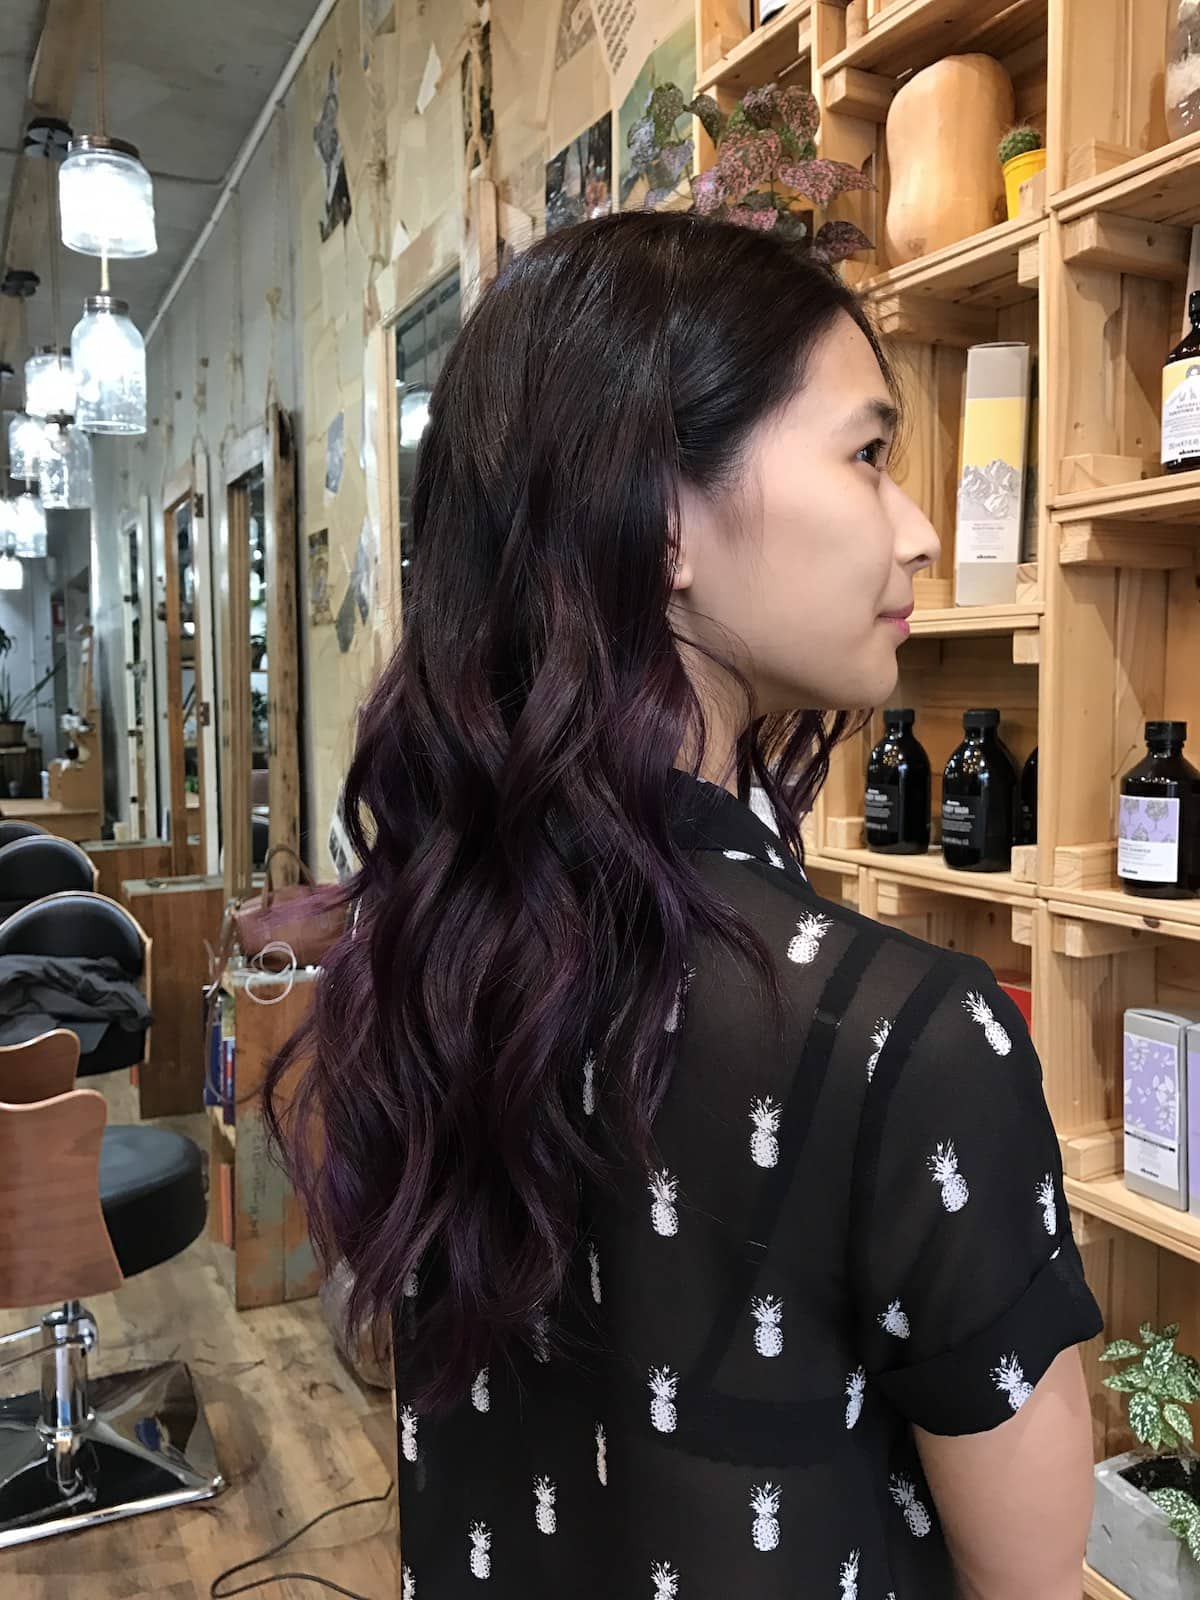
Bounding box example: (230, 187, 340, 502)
(856, 438, 888, 470)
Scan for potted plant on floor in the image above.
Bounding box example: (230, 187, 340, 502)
(628, 81, 874, 263)
(1088, 1321, 1200, 1599)
(0, 627, 61, 749)
(999, 125, 1046, 220)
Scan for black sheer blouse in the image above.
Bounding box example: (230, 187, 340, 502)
(394, 772, 1102, 1598)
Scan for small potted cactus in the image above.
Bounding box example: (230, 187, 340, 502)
(1087, 1321, 1200, 1599)
(998, 124, 1046, 219)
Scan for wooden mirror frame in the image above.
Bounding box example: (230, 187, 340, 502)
(217, 404, 301, 900)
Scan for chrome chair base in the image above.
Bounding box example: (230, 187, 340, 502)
(0, 1357, 224, 1548)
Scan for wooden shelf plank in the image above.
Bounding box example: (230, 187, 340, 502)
(820, 0, 1045, 81)
(1065, 1175, 1200, 1267)
(1083, 1564, 1131, 1600)
(863, 217, 1044, 309)
(696, 1, 811, 95)
(1056, 127, 1200, 228)
(1048, 890, 1200, 946)
(909, 600, 1042, 638)
(1053, 468, 1200, 529)
(818, 844, 1037, 904)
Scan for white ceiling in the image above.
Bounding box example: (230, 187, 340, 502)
(0, 0, 320, 360)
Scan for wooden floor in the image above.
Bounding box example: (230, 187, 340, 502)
(0, 1077, 399, 1600)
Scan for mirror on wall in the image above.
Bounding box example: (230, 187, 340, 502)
(394, 270, 461, 578)
(219, 407, 301, 901)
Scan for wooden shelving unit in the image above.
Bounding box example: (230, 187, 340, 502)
(1084, 1562, 1132, 1600)
(695, 0, 1200, 1484)
(695, 0, 811, 95)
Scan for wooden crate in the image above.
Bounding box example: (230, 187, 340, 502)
(211, 965, 322, 1311)
(689, 0, 1200, 1500)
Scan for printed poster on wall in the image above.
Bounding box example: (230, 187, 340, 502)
(617, 14, 697, 211)
(589, 0, 662, 107)
(546, 112, 613, 233)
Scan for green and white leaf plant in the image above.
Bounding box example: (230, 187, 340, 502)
(1102, 1322, 1200, 1562)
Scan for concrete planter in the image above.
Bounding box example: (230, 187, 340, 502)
(1088, 1452, 1200, 1600)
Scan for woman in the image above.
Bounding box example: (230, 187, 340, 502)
(268, 212, 1102, 1599)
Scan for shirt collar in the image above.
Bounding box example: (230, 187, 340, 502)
(666, 768, 793, 863)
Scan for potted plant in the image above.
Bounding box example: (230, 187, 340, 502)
(627, 82, 874, 263)
(1088, 1321, 1200, 1599)
(0, 627, 61, 748)
(999, 124, 1046, 220)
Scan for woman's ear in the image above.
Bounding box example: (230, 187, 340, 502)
(671, 550, 695, 593)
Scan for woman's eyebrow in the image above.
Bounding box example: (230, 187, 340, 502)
(840, 398, 899, 435)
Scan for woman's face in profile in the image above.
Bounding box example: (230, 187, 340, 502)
(673, 311, 940, 716)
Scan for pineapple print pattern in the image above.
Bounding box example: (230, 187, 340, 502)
(889, 1474, 932, 1538)
(839, 1550, 860, 1600)
(648, 1366, 678, 1433)
(402, 1564, 416, 1600)
(471, 1367, 490, 1413)
(787, 912, 832, 966)
(879, 1299, 910, 1339)
(992, 1352, 1033, 1412)
(844, 1366, 866, 1430)
(749, 1096, 782, 1169)
(648, 1168, 679, 1236)
(963, 990, 1013, 1055)
(928, 1139, 970, 1212)
(534, 1475, 557, 1535)
(750, 1483, 782, 1551)
(588, 1240, 602, 1304)
(468, 1522, 492, 1580)
(751, 1294, 783, 1358)
(866, 1019, 891, 1083)
(1036, 1173, 1057, 1235)
(651, 1561, 680, 1598)
(724, 849, 754, 861)
(400, 1404, 419, 1463)
(595, 1422, 607, 1486)
(766, 844, 787, 870)
(583, 1052, 596, 1117)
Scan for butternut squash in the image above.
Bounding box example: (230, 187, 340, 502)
(884, 54, 1015, 266)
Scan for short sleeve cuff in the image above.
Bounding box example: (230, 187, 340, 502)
(872, 1232, 1103, 1437)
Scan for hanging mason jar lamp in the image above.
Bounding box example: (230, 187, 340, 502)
(71, 293, 146, 434)
(7, 410, 45, 480)
(59, 134, 157, 259)
(24, 347, 76, 419)
(10, 492, 47, 559)
(38, 414, 94, 511)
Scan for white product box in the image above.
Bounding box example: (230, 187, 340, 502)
(1189, 1023, 1200, 1219)
(1124, 1008, 1200, 1212)
(954, 342, 1031, 607)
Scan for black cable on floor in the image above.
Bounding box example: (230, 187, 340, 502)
(209, 1480, 396, 1599)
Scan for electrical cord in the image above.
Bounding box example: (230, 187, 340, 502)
(209, 1480, 396, 1599)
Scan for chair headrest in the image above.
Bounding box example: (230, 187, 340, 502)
(0, 836, 95, 908)
(0, 821, 49, 849)
(0, 892, 144, 974)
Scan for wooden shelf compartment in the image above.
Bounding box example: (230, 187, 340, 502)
(812, 0, 1048, 286)
(819, 0, 1046, 83)
(1053, 470, 1200, 572)
(1067, 1175, 1200, 1268)
(819, 844, 1037, 906)
(908, 597, 1042, 641)
(1057, 127, 1200, 232)
(1048, 885, 1200, 945)
(696, 0, 811, 95)
(862, 216, 1044, 316)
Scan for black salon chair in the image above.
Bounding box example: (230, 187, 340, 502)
(0, 892, 149, 1077)
(0, 1030, 222, 1548)
(0, 835, 97, 920)
(0, 821, 47, 849)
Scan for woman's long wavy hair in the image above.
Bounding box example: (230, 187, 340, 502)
(264, 212, 889, 1411)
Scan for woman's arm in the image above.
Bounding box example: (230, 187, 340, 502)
(915, 1347, 1095, 1600)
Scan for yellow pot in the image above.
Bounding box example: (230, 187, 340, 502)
(1002, 147, 1047, 220)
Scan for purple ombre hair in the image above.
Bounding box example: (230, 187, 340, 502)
(263, 212, 886, 1410)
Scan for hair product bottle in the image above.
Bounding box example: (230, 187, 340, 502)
(1018, 747, 1038, 846)
(865, 709, 931, 855)
(1118, 721, 1200, 899)
(941, 709, 1017, 872)
(1162, 291, 1200, 473)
